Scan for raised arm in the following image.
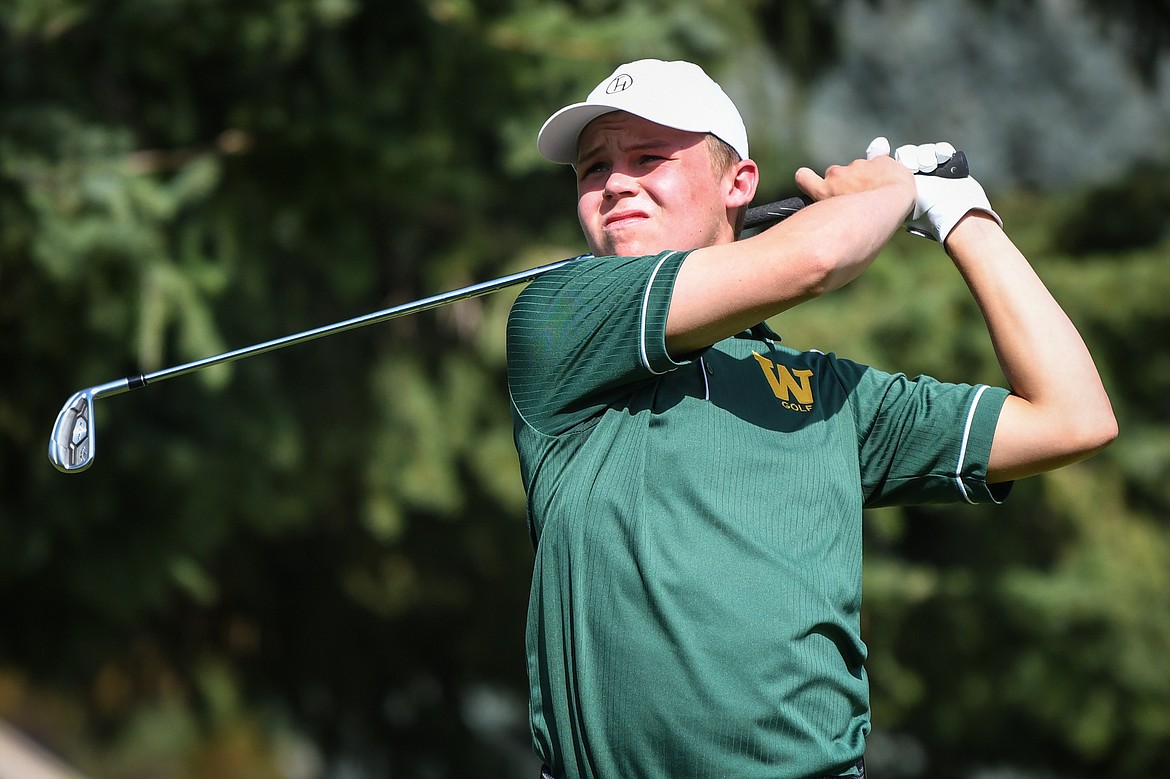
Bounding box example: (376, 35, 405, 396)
(946, 215, 1117, 481)
(892, 141, 1117, 481)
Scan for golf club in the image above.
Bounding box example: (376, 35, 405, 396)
(48, 151, 970, 473)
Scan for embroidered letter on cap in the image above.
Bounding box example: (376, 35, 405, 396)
(606, 73, 633, 94)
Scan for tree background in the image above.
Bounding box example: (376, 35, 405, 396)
(2, 1, 1168, 777)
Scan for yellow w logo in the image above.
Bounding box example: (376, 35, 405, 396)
(751, 352, 815, 407)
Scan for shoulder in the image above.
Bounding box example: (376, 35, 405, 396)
(515, 250, 692, 299)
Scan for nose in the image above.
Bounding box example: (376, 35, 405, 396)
(603, 168, 639, 199)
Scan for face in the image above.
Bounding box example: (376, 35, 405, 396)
(574, 112, 748, 257)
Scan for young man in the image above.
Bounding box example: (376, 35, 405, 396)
(506, 59, 1115, 779)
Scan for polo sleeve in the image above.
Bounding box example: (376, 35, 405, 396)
(506, 250, 691, 436)
(830, 355, 1013, 506)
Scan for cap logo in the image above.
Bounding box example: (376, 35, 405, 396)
(605, 73, 633, 94)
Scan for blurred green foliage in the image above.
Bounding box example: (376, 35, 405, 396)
(2, 1, 1168, 777)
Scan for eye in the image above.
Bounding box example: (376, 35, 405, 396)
(577, 161, 608, 181)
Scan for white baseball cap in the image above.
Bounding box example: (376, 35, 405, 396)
(537, 59, 749, 165)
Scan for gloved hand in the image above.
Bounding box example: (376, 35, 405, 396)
(866, 137, 1002, 243)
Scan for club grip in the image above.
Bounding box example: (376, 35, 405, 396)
(743, 196, 812, 229)
(744, 151, 970, 230)
(932, 150, 969, 178)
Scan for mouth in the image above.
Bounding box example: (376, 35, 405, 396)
(603, 210, 649, 228)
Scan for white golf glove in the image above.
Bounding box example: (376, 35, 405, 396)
(866, 137, 1001, 243)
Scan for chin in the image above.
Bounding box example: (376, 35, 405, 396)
(596, 234, 658, 258)
(600, 243, 647, 257)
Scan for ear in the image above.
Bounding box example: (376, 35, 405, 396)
(725, 158, 759, 209)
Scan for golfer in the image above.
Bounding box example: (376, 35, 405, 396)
(506, 59, 1115, 779)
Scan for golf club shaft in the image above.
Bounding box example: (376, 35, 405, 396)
(67, 259, 574, 407)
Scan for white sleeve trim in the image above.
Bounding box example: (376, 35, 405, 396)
(640, 252, 679, 375)
(954, 384, 990, 504)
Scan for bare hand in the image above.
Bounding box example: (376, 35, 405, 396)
(793, 138, 916, 210)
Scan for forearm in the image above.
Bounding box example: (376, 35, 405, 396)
(761, 186, 913, 296)
(668, 172, 914, 354)
(946, 214, 1117, 480)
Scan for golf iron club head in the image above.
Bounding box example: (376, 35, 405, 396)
(49, 388, 96, 473)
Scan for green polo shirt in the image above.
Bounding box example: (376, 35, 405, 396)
(506, 250, 1009, 779)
